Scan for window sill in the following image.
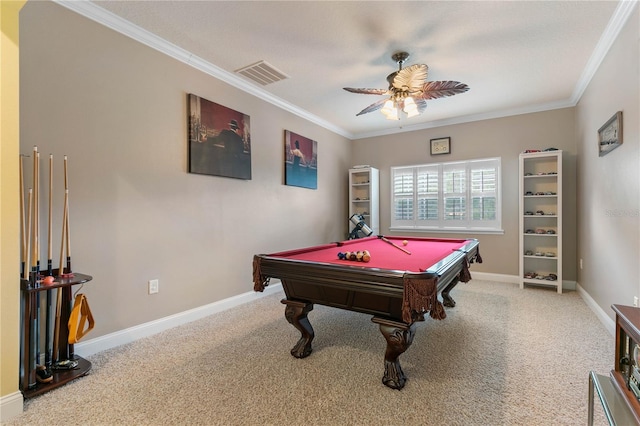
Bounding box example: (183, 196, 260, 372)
(389, 227, 504, 235)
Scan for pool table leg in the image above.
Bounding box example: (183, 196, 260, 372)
(281, 299, 314, 359)
(371, 317, 416, 390)
(441, 279, 459, 307)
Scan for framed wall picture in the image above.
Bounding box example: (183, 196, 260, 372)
(188, 93, 251, 179)
(598, 111, 623, 157)
(430, 137, 451, 155)
(284, 130, 317, 189)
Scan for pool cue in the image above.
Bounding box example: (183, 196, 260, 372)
(19, 155, 26, 279)
(45, 154, 54, 367)
(32, 148, 43, 371)
(47, 154, 53, 275)
(52, 285, 62, 363)
(31, 147, 39, 285)
(61, 156, 78, 367)
(26, 188, 37, 388)
(25, 191, 32, 281)
(63, 155, 72, 274)
(53, 189, 68, 363)
(378, 235, 411, 255)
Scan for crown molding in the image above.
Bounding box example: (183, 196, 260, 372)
(570, 0, 639, 104)
(53, 0, 353, 139)
(54, 0, 637, 141)
(355, 0, 638, 140)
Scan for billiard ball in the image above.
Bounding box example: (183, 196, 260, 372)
(42, 276, 55, 285)
(402, 240, 408, 246)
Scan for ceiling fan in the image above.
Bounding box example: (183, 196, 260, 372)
(343, 51, 469, 120)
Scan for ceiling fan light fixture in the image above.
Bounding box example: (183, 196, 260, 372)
(344, 51, 470, 121)
(381, 99, 395, 113)
(382, 109, 399, 120)
(381, 100, 399, 120)
(403, 96, 419, 117)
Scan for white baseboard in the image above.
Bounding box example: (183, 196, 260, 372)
(75, 282, 283, 358)
(471, 271, 518, 283)
(0, 391, 24, 422)
(471, 272, 577, 292)
(577, 282, 615, 336)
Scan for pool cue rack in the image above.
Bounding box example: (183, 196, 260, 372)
(19, 270, 93, 398)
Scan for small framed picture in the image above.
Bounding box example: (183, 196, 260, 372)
(284, 130, 318, 189)
(430, 137, 451, 155)
(598, 111, 623, 157)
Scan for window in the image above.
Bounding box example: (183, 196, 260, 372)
(391, 157, 502, 233)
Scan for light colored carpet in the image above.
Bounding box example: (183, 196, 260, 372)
(4, 281, 613, 425)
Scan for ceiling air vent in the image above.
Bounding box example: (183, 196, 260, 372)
(235, 60, 289, 86)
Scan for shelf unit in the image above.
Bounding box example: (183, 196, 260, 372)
(348, 167, 379, 237)
(518, 151, 562, 293)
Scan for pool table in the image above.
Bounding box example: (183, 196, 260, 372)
(253, 235, 481, 389)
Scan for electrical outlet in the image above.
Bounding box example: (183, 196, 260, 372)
(634, 296, 638, 307)
(148, 279, 159, 294)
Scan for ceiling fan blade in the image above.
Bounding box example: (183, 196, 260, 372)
(419, 81, 470, 100)
(392, 64, 428, 92)
(415, 98, 428, 114)
(355, 98, 388, 116)
(343, 87, 389, 95)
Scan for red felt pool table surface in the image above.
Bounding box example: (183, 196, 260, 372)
(266, 236, 471, 273)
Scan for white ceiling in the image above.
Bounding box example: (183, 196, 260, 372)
(63, 1, 633, 139)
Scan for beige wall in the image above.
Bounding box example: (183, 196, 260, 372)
(575, 5, 639, 317)
(352, 108, 578, 279)
(18, 2, 350, 339)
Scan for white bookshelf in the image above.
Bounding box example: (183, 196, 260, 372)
(348, 167, 379, 237)
(519, 151, 563, 293)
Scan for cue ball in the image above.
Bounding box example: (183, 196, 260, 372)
(402, 240, 408, 246)
(42, 276, 55, 285)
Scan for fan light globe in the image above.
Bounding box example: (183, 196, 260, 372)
(403, 96, 419, 117)
(383, 109, 399, 120)
(381, 100, 399, 120)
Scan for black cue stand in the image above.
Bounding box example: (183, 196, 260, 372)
(20, 270, 93, 398)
